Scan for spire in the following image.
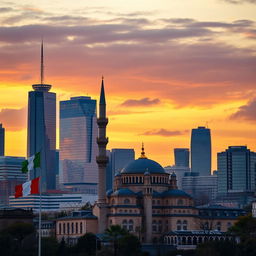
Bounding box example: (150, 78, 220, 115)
(140, 142, 147, 159)
(40, 39, 44, 85)
(100, 76, 106, 105)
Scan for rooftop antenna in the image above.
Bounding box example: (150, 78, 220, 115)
(40, 39, 44, 84)
(206, 121, 209, 128)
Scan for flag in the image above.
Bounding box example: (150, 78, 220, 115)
(15, 177, 40, 198)
(22, 152, 40, 173)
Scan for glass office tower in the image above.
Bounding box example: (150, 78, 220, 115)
(59, 96, 98, 194)
(217, 146, 256, 194)
(0, 124, 4, 156)
(174, 148, 189, 167)
(27, 83, 56, 191)
(191, 126, 211, 176)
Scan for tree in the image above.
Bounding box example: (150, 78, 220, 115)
(119, 233, 141, 256)
(75, 233, 97, 256)
(41, 237, 59, 256)
(104, 225, 128, 256)
(80, 202, 92, 211)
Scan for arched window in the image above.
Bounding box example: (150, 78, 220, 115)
(59, 223, 62, 234)
(124, 198, 130, 204)
(152, 220, 157, 232)
(176, 220, 181, 230)
(76, 223, 78, 233)
(152, 200, 155, 205)
(177, 199, 183, 205)
(111, 199, 115, 205)
(63, 223, 66, 234)
(183, 220, 187, 230)
(158, 220, 162, 232)
(71, 222, 74, 234)
(227, 222, 232, 229)
(216, 222, 221, 231)
(80, 222, 83, 234)
(128, 220, 134, 231)
(67, 223, 70, 234)
(122, 219, 128, 230)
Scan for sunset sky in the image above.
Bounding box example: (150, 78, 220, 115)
(0, 0, 255, 171)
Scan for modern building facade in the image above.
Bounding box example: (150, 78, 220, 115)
(0, 124, 4, 156)
(191, 126, 211, 176)
(174, 148, 189, 167)
(27, 44, 56, 191)
(0, 156, 27, 206)
(182, 172, 218, 205)
(59, 96, 98, 194)
(217, 146, 256, 194)
(9, 193, 97, 212)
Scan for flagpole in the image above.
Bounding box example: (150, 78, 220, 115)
(38, 167, 42, 256)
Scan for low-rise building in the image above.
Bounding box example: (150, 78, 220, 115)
(56, 210, 98, 244)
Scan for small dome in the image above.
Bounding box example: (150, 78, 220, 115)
(112, 188, 136, 196)
(121, 158, 166, 174)
(162, 189, 191, 198)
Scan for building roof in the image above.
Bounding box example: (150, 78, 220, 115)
(162, 189, 191, 198)
(112, 188, 136, 196)
(57, 210, 97, 220)
(121, 158, 166, 175)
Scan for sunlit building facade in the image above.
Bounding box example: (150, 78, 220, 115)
(191, 126, 211, 176)
(27, 83, 56, 191)
(59, 96, 98, 194)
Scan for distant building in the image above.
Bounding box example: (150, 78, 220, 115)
(27, 44, 56, 191)
(182, 172, 218, 205)
(0, 208, 34, 232)
(111, 148, 135, 174)
(9, 193, 97, 212)
(0, 156, 27, 206)
(165, 166, 190, 189)
(56, 210, 98, 244)
(217, 146, 256, 194)
(0, 124, 4, 156)
(59, 96, 98, 194)
(191, 127, 211, 176)
(174, 148, 189, 167)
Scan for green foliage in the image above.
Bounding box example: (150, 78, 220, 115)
(42, 237, 59, 256)
(119, 233, 141, 256)
(75, 233, 97, 256)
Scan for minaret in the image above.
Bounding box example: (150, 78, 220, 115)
(96, 77, 109, 233)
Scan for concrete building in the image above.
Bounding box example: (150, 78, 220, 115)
(0, 124, 4, 156)
(0, 156, 27, 206)
(182, 172, 218, 205)
(27, 43, 56, 191)
(56, 210, 98, 244)
(9, 193, 97, 212)
(217, 146, 256, 194)
(59, 96, 98, 194)
(191, 127, 211, 176)
(174, 148, 189, 167)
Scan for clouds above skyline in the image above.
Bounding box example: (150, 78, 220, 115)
(121, 98, 160, 107)
(222, 0, 256, 4)
(141, 129, 188, 137)
(0, 108, 26, 131)
(230, 99, 256, 122)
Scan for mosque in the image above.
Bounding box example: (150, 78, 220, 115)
(89, 79, 244, 244)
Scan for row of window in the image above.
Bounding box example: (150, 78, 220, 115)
(122, 176, 169, 184)
(122, 219, 134, 231)
(58, 222, 83, 235)
(176, 220, 188, 230)
(202, 221, 232, 231)
(152, 209, 191, 214)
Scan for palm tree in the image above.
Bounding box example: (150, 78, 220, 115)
(104, 225, 128, 256)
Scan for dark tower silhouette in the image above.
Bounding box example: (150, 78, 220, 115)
(96, 77, 109, 233)
(0, 124, 5, 156)
(27, 41, 56, 191)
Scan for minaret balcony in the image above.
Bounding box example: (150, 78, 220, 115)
(97, 137, 109, 146)
(97, 118, 108, 126)
(96, 155, 109, 165)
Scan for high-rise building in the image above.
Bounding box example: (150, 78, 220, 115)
(217, 146, 256, 194)
(0, 124, 4, 156)
(59, 96, 98, 194)
(0, 156, 27, 206)
(191, 126, 211, 176)
(182, 172, 217, 205)
(27, 43, 56, 191)
(174, 148, 189, 167)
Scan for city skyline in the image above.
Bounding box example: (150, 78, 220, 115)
(0, 1, 255, 170)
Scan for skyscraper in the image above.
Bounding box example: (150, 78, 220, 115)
(217, 146, 256, 194)
(191, 126, 211, 175)
(27, 42, 56, 191)
(174, 148, 189, 167)
(0, 156, 27, 206)
(0, 124, 4, 156)
(59, 96, 98, 194)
